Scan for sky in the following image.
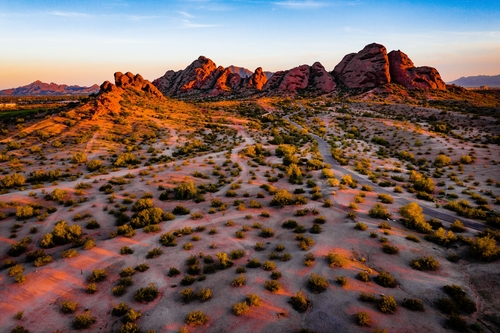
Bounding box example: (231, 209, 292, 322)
(0, 0, 499, 89)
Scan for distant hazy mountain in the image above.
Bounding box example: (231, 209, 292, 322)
(0, 80, 100, 96)
(448, 74, 500, 88)
(226, 65, 274, 79)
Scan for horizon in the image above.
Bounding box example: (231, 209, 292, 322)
(1, 0, 499, 89)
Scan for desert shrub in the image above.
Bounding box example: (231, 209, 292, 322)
(354, 222, 368, 231)
(271, 271, 282, 280)
(357, 271, 370, 282)
(146, 247, 163, 259)
(336, 276, 348, 287)
(308, 273, 329, 293)
(382, 244, 399, 255)
(134, 263, 149, 272)
(259, 228, 274, 238)
(232, 302, 249, 316)
(399, 202, 432, 233)
(123, 308, 141, 323)
(378, 295, 397, 314)
(34, 255, 53, 267)
(232, 274, 246, 287)
(180, 288, 195, 303)
(61, 300, 78, 314)
(450, 219, 466, 233)
(247, 258, 261, 268)
(120, 246, 134, 255)
(174, 181, 198, 200)
(159, 232, 177, 247)
(167, 267, 181, 277)
(270, 189, 294, 207)
(198, 288, 212, 301)
(369, 203, 391, 219)
(173, 205, 191, 215)
(262, 261, 276, 271)
(325, 252, 347, 268)
(10, 326, 29, 333)
(379, 221, 391, 230)
(185, 311, 209, 326)
(112, 285, 126, 296)
(442, 284, 477, 314)
(134, 283, 159, 303)
(469, 236, 499, 261)
(289, 291, 311, 313)
(425, 228, 457, 246)
(87, 269, 106, 282)
(402, 298, 424, 311)
(310, 224, 323, 234)
(85, 283, 97, 294)
(405, 234, 420, 242)
(356, 312, 371, 326)
(297, 235, 315, 251)
(181, 276, 195, 286)
(112, 303, 129, 316)
(265, 280, 281, 293)
(377, 193, 394, 204)
(410, 256, 440, 271)
(282, 219, 298, 229)
(246, 294, 261, 307)
(375, 271, 397, 288)
(73, 310, 96, 329)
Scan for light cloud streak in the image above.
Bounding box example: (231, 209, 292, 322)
(273, 1, 329, 9)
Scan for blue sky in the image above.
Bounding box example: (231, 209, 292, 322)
(0, 0, 499, 88)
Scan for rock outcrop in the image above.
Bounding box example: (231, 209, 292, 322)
(99, 72, 164, 99)
(262, 63, 336, 94)
(333, 43, 391, 89)
(388, 50, 446, 90)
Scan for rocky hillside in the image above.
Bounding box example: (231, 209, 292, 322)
(0, 80, 99, 96)
(153, 43, 446, 98)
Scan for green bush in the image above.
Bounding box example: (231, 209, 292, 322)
(375, 271, 397, 288)
(120, 246, 134, 255)
(198, 288, 212, 302)
(402, 298, 424, 311)
(232, 274, 246, 287)
(185, 311, 209, 326)
(356, 312, 371, 326)
(378, 295, 397, 314)
(325, 252, 347, 268)
(87, 269, 106, 282)
(369, 203, 391, 219)
(354, 222, 368, 231)
(61, 300, 78, 314)
(259, 228, 274, 238)
(359, 292, 376, 302)
(469, 236, 500, 261)
(232, 302, 249, 316)
(357, 271, 370, 282)
(382, 244, 399, 255)
(262, 261, 276, 271)
(264, 280, 281, 293)
(246, 258, 261, 268)
(112, 303, 129, 316)
(134, 283, 159, 303)
(180, 288, 195, 303)
(247, 294, 261, 307)
(410, 256, 440, 271)
(289, 291, 311, 313)
(307, 273, 329, 293)
(73, 310, 96, 329)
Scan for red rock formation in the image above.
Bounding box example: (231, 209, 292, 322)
(310, 62, 335, 93)
(246, 67, 268, 90)
(388, 50, 446, 90)
(333, 43, 390, 89)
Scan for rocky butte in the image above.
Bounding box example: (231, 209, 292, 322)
(152, 42, 446, 98)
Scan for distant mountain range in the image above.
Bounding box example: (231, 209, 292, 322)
(0, 80, 100, 96)
(448, 74, 500, 88)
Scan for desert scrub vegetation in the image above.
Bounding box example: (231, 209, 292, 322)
(185, 310, 209, 326)
(264, 280, 281, 293)
(435, 284, 477, 315)
(134, 283, 159, 303)
(73, 310, 96, 329)
(375, 271, 397, 288)
(357, 271, 371, 283)
(307, 273, 329, 293)
(355, 311, 371, 326)
(369, 203, 391, 219)
(324, 252, 348, 268)
(232, 301, 249, 315)
(410, 256, 440, 271)
(402, 298, 424, 311)
(61, 300, 78, 314)
(289, 291, 311, 313)
(378, 295, 398, 314)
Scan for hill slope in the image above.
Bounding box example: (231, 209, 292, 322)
(0, 80, 100, 96)
(448, 74, 500, 88)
